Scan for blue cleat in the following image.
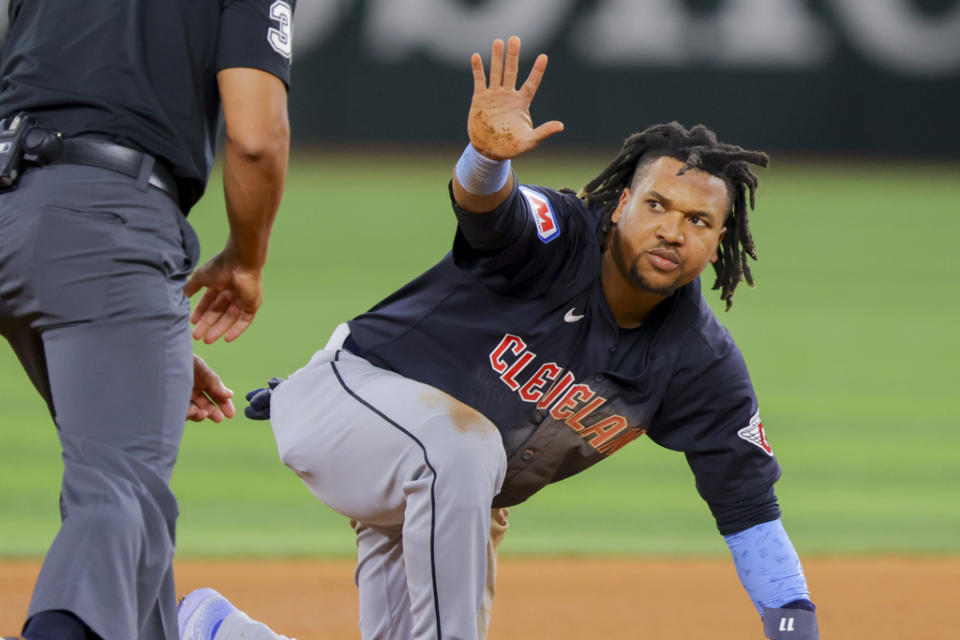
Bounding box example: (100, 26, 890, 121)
(178, 588, 237, 640)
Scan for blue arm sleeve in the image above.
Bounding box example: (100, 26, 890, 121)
(724, 518, 812, 615)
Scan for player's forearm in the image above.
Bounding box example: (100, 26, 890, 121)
(724, 518, 820, 639)
(221, 130, 288, 269)
(709, 485, 781, 535)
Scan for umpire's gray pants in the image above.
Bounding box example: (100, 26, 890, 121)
(0, 164, 199, 640)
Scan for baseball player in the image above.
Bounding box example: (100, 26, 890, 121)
(179, 37, 819, 640)
(0, 1, 292, 639)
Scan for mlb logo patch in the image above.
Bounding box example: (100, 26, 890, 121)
(520, 186, 560, 243)
(737, 411, 773, 456)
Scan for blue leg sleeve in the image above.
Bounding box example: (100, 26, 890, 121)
(723, 518, 811, 615)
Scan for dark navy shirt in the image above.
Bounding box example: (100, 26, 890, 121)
(0, 0, 294, 211)
(348, 181, 781, 509)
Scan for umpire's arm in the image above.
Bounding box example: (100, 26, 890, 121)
(185, 68, 290, 343)
(219, 67, 289, 273)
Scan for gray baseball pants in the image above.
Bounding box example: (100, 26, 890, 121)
(0, 163, 199, 639)
(271, 334, 508, 640)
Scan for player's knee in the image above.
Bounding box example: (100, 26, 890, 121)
(275, 437, 300, 471)
(277, 446, 321, 486)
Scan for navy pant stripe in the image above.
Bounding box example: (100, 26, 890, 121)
(330, 355, 443, 640)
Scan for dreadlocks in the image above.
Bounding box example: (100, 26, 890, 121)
(578, 122, 769, 310)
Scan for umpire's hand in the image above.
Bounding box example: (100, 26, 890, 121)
(188, 354, 236, 423)
(184, 245, 263, 344)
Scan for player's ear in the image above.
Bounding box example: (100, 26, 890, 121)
(710, 227, 727, 263)
(611, 188, 631, 224)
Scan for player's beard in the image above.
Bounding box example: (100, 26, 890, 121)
(626, 261, 681, 297)
(610, 228, 683, 297)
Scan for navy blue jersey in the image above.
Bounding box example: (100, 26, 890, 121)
(0, 0, 294, 211)
(348, 181, 780, 508)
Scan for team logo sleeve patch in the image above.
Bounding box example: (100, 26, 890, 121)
(520, 186, 560, 243)
(737, 411, 773, 456)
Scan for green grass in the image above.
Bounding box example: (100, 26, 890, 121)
(1, 152, 958, 558)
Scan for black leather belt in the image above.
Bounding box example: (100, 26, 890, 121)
(52, 138, 180, 205)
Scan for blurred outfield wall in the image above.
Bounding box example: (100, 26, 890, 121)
(278, 0, 960, 156)
(1, 0, 958, 155)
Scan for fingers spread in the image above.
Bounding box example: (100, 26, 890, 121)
(203, 304, 243, 344)
(488, 38, 505, 87)
(520, 53, 550, 100)
(532, 120, 565, 143)
(502, 35, 522, 89)
(222, 312, 255, 343)
(471, 52, 487, 92)
(191, 290, 233, 340)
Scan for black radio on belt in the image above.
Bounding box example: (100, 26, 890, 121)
(0, 112, 64, 191)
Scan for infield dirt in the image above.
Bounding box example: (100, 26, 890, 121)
(1, 556, 955, 639)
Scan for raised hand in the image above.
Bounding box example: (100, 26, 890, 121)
(467, 36, 564, 161)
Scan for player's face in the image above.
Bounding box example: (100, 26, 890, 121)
(606, 156, 729, 298)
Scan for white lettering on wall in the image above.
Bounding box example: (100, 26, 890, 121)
(364, 0, 574, 62)
(572, 0, 687, 65)
(712, 0, 833, 66)
(572, 0, 831, 67)
(1, 0, 957, 77)
(833, 0, 960, 75)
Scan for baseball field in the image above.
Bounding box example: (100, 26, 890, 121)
(1, 150, 958, 638)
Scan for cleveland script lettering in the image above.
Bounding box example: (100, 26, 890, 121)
(488, 334, 644, 455)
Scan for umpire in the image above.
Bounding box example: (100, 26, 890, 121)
(0, 1, 293, 639)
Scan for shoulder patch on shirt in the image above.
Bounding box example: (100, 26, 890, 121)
(520, 186, 560, 243)
(737, 411, 773, 456)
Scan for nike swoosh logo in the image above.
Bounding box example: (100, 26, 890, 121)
(564, 308, 584, 323)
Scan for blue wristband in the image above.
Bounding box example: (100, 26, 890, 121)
(724, 518, 812, 615)
(454, 143, 511, 195)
